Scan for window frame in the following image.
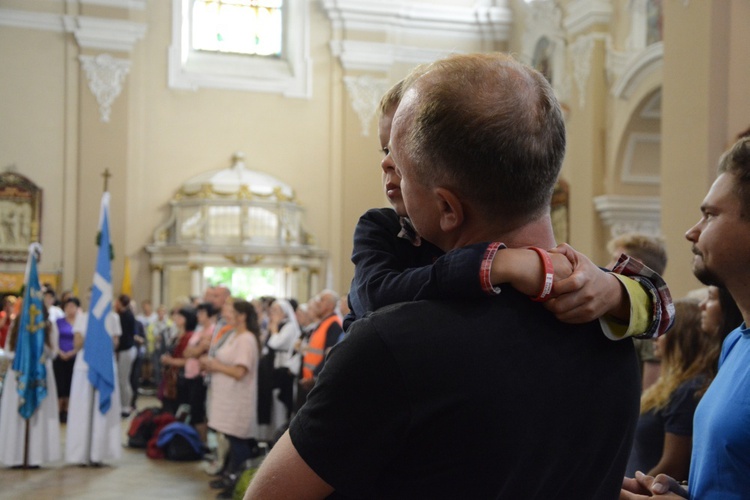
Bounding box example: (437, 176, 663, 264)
(168, 0, 311, 98)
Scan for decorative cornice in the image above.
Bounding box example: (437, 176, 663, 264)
(0, 8, 146, 53)
(0, 8, 62, 31)
(67, 15, 147, 53)
(322, 0, 512, 39)
(593, 195, 661, 238)
(343, 75, 390, 137)
(564, 0, 613, 37)
(79, 54, 131, 123)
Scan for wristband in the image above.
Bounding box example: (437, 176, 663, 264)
(528, 246, 554, 302)
(480, 242, 506, 295)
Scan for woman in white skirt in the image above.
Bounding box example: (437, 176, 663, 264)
(64, 309, 122, 465)
(0, 312, 61, 467)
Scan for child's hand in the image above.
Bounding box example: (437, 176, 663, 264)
(544, 244, 626, 324)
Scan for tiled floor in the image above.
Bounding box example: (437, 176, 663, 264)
(0, 398, 218, 500)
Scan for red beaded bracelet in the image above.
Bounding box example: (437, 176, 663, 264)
(528, 246, 554, 302)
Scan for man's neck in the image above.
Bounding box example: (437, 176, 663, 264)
(449, 214, 557, 251)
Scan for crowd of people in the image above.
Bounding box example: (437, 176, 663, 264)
(1, 50, 750, 499)
(0, 281, 357, 498)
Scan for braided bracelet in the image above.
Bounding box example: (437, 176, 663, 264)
(528, 246, 554, 302)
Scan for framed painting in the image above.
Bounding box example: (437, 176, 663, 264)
(0, 172, 42, 262)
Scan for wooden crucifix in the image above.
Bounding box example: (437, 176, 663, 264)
(102, 169, 112, 192)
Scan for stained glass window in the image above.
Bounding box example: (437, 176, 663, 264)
(192, 0, 283, 57)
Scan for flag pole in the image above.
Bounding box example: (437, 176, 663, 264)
(23, 419, 30, 468)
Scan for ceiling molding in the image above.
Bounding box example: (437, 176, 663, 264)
(0, 8, 146, 53)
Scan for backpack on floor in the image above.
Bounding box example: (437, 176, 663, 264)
(145, 413, 179, 459)
(156, 422, 206, 461)
(127, 407, 170, 448)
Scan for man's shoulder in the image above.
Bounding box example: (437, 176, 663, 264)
(354, 300, 466, 339)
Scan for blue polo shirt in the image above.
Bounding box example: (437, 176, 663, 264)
(690, 324, 750, 499)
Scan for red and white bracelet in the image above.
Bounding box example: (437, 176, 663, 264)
(527, 246, 554, 302)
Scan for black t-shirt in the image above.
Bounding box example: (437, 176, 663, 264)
(626, 377, 703, 477)
(290, 291, 640, 499)
(117, 309, 137, 352)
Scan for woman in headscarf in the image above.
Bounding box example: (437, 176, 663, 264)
(265, 299, 301, 431)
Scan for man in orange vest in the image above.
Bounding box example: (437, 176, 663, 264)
(299, 290, 342, 395)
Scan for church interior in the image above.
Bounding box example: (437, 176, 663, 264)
(0, 0, 749, 495)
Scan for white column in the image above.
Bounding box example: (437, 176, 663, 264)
(190, 265, 202, 298)
(286, 266, 299, 301)
(309, 267, 320, 297)
(150, 265, 162, 307)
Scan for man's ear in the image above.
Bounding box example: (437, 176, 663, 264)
(433, 187, 464, 232)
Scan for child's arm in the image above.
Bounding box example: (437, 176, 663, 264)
(346, 209, 572, 326)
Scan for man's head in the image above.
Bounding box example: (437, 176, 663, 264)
(606, 232, 667, 274)
(43, 289, 56, 308)
(211, 286, 231, 310)
(156, 304, 168, 319)
(312, 289, 339, 320)
(686, 138, 750, 289)
(141, 299, 153, 316)
(116, 294, 131, 313)
(390, 53, 565, 249)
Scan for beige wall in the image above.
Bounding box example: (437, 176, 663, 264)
(0, 24, 68, 280)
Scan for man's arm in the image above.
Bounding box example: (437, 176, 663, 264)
(243, 431, 333, 500)
(545, 244, 674, 339)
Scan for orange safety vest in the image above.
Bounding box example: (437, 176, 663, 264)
(302, 315, 341, 380)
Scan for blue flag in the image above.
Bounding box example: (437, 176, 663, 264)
(12, 243, 48, 420)
(84, 192, 116, 415)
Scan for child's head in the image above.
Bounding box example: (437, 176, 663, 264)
(379, 80, 407, 216)
(378, 66, 428, 217)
